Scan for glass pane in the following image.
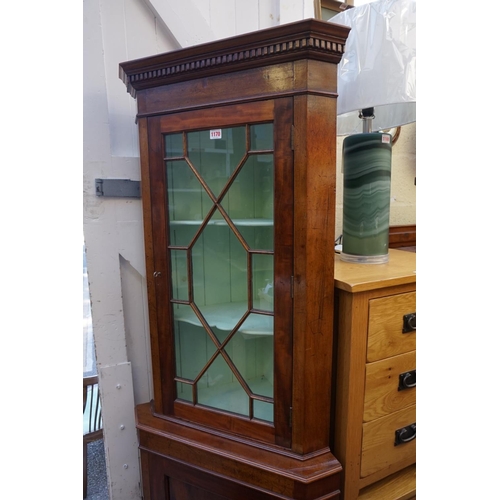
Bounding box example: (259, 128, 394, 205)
(254, 399, 274, 423)
(187, 127, 246, 197)
(197, 353, 250, 417)
(221, 154, 274, 222)
(192, 214, 248, 342)
(166, 159, 212, 246)
(170, 249, 188, 301)
(173, 304, 217, 381)
(226, 320, 273, 394)
(176, 381, 193, 403)
(221, 154, 274, 250)
(253, 254, 274, 312)
(168, 122, 276, 422)
(250, 123, 273, 151)
(165, 133, 184, 158)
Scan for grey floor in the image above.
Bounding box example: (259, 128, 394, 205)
(86, 439, 109, 500)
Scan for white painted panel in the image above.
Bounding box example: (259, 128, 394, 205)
(279, 0, 307, 24)
(99, 362, 142, 500)
(192, 0, 211, 24)
(120, 255, 153, 404)
(259, 0, 280, 28)
(125, 0, 179, 59)
(235, 1, 260, 35)
(100, 1, 179, 158)
(118, 219, 147, 280)
(209, 0, 236, 39)
(100, 0, 137, 158)
(303, 0, 316, 19)
(146, 0, 215, 47)
(83, 0, 112, 164)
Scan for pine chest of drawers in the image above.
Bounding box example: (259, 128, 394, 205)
(332, 249, 416, 500)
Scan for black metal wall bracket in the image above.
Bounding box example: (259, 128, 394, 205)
(95, 179, 141, 198)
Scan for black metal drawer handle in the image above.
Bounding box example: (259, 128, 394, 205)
(394, 423, 416, 446)
(402, 313, 416, 333)
(398, 370, 416, 391)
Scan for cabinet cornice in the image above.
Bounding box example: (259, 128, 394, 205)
(119, 18, 350, 97)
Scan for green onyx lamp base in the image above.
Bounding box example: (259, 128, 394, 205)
(341, 132, 392, 264)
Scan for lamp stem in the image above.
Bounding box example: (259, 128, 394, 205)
(360, 107, 375, 133)
(362, 118, 373, 133)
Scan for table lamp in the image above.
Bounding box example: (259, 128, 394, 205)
(330, 0, 416, 263)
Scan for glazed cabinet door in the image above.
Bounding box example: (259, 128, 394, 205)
(145, 99, 294, 447)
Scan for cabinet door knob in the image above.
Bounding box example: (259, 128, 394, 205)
(398, 370, 416, 391)
(402, 313, 416, 333)
(394, 423, 416, 446)
(153, 271, 162, 278)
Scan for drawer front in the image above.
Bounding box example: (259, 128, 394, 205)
(363, 350, 416, 422)
(360, 405, 416, 478)
(367, 292, 416, 362)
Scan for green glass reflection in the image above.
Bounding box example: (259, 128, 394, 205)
(173, 304, 217, 381)
(170, 249, 188, 301)
(168, 123, 276, 422)
(197, 353, 250, 417)
(221, 154, 274, 221)
(187, 127, 246, 197)
(165, 133, 184, 158)
(166, 160, 213, 246)
(250, 123, 273, 151)
(254, 399, 274, 423)
(192, 214, 248, 342)
(176, 381, 193, 403)
(220, 154, 274, 250)
(253, 254, 274, 312)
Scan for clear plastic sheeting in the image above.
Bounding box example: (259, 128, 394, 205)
(330, 0, 416, 136)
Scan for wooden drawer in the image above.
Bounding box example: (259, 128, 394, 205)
(360, 405, 416, 478)
(358, 464, 416, 500)
(367, 292, 416, 362)
(363, 351, 416, 422)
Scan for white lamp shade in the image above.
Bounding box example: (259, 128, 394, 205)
(330, 0, 416, 136)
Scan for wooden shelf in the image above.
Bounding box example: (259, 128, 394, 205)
(170, 218, 273, 227)
(174, 301, 273, 338)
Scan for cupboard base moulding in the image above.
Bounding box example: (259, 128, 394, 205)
(136, 403, 343, 500)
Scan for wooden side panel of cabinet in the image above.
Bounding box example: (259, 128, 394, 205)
(138, 116, 166, 409)
(333, 289, 370, 500)
(292, 88, 338, 455)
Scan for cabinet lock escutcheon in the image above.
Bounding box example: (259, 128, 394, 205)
(398, 370, 416, 391)
(394, 423, 416, 446)
(402, 312, 416, 333)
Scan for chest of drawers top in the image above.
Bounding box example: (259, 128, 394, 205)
(334, 249, 416, 294)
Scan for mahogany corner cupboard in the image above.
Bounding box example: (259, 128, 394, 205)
(119, 19, 352, 500)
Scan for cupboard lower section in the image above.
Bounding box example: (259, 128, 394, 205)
(137, 403, 342, 500)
